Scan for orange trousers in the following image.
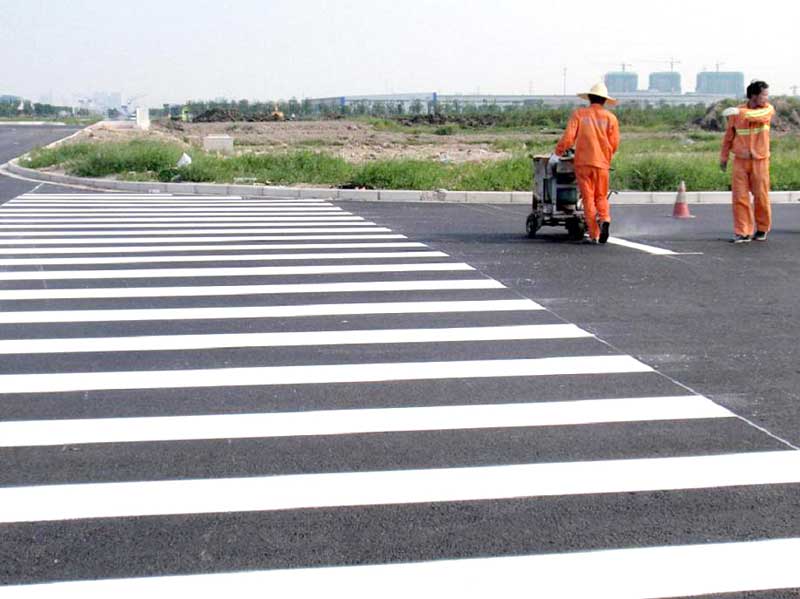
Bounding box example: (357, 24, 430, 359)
(575, 165, 610, 240)
(732, 158, 771, 236)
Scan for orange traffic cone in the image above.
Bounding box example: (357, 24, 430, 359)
(672, 180, 694, 219)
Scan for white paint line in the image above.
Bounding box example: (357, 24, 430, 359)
(9, 199, 330, 206)
(0, 233, 407, 245)
(0, 355, 649, 394)
(0, 298, 536, 324)
(0, 395, 731, 448)
(0, 278, 503, 301)
(0, 206, 342, 217)
(0, 221, 372, 230)
(0, 250, 447, 266)
(7, 201, 331, 207)
(3, 538, 796, 599)
(20, 193, 181, 197)
(0, 216, 359, 224)
(0, 450, 794, 523)
(0, 241, 427, 255)
(606, 237, 678, 256)
(0, 210, 345, 217)
(0, 323, 586, 355)
(16, 198, 322, 205)
(0, 226, 386, 238)
(0, 261, 469, 281)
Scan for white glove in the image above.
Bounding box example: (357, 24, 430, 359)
(721, 107, 739, 117)
(548, 153, 560, 167)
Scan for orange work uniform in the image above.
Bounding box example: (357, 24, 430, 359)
(555, 104, 620, 240)
(720, 103, 775, 236)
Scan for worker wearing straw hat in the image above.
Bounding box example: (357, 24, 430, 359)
(553, 81, 620, 244)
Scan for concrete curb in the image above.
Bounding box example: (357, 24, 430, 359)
(6, 145, 800, 205)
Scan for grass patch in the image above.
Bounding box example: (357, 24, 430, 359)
(21, 134, 800, 191)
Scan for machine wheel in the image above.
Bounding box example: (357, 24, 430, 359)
(566, 219, 586, 241)
(526, 213, 542, 238)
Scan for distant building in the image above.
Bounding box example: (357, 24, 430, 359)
(696, 72, 744, 96)
(0, 94, 21, 104)
(649, 72, 682, 94)
(604, 72, 638, 94)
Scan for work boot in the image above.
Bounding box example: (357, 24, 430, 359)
(583, 237, 599, 245)
(730, 234, 751, 244)
(753, 231, 768, 241)
(599, 221, 610, 244)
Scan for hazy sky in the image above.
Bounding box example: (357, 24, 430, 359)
(2, 0, 797, 106)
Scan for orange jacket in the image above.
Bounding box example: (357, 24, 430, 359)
(555, 104, 620, 169)
(721, 102, 775, 161)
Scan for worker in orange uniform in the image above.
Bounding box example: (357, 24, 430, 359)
(720, 80, 775, 243)
(552, 82, 620, 244)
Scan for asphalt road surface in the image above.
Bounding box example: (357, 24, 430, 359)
(0, 128, 799, 597)
(0, 124, 81, 202)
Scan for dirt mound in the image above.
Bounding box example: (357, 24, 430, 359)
(193, 108, 285, 123)
(396, 113, 505, 128)
(696, 98, 800, 132)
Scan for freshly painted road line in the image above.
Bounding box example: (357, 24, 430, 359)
(606, 237, 678, 256)
(0, 299, 538, 324)
(0, 451, 796, 523)
(0, 250, 447, 266)
(0, 261, 471, 281)
(0, 226, 387, 238)
(0, 241, 427, 255)
(0, 395, 732, 448)
(4, 538, 796, 598)
(0, 279, 503, 301)
(0, 323, 587, 355)
(0, 234, 407, 245)
(0, 355, 649, 394)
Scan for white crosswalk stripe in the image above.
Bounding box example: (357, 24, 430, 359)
(0, 192, 795, 597)
(0, 396, 732, 448)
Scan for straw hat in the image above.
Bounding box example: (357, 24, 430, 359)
(578, 82, 617, 106)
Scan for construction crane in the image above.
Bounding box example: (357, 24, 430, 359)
(791, 85, 798, 97)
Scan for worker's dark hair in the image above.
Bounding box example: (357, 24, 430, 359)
(588, 94, 607, 105)
(746, 80, 769, 98)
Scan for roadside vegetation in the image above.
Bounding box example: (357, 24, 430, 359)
(20, 101, 800, 192)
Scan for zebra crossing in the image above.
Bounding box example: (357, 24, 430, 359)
(0, 192, 798, 598)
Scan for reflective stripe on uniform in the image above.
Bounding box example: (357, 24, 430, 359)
(744, 107, 774, 119)
(735, 124, 771, 136)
